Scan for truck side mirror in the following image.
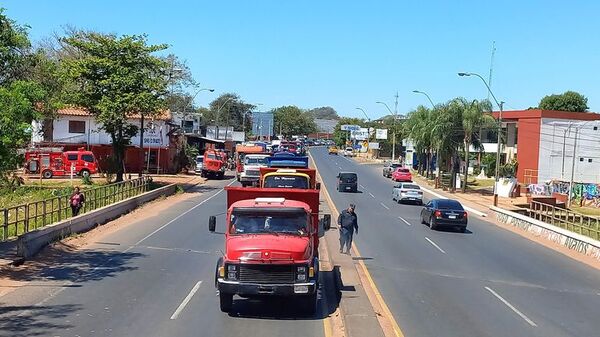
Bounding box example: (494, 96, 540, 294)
(323, 214, 331, 231)
(208, 215, 216, 232)
(316, 182, 321, 190)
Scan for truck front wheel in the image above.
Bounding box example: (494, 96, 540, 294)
(219, 293, 233, 312)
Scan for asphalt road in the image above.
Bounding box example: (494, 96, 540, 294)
(0, 176, 335, 337)
(310, 147, 600, 337)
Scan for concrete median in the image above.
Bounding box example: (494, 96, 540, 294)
(16, 184, 177, 258)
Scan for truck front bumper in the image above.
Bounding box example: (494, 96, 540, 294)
(239, 176, 259, 183)
(217, 279, 317, 296)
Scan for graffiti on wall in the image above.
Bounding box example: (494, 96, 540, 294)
(528, 180, 600, 208)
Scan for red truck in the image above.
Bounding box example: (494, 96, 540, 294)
(209, 187, 331, 314)
(201, 149, 226, 179)
(24, 148, 99, 179)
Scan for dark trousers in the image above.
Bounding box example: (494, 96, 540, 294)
(339, 228, 353, 253)
(71, 206, 81, 216)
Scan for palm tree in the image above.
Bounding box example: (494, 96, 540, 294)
(459, 98, 494, 192)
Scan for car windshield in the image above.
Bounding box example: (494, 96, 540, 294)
(402, 184, 420, 190)
(245, 157, 268, 165)
(230, 212, 308, 235)
(339, 173, 357, 183)
(207, 153, 216, 160)
(396, 168, 409, 173)
(263, 175, 309, 189)
(196, 157, 203, 164)
(436, 200, 463, 210)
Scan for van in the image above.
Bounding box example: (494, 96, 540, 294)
(337, 172, 358, 193)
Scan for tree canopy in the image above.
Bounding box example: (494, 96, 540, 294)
(307, 106, 339, 120)
(202, 93, 254, 133)
(61, 31, 170, 181)
(538, 91, 589, 112)
(273, 105, 317, 138)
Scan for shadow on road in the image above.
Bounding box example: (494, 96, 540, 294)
(0, 303, 81, 337)
(0, 241, 144, 283)
(227, 267, 341, 320)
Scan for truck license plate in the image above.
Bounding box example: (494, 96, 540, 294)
(449, 215, 456, 219)
(294, 285, 309, 294)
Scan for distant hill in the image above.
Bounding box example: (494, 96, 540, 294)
(314, 119, 337, 133)
(307, 106, 339, 120)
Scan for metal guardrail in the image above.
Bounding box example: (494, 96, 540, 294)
(1, 176, 152, 241)
(529, 200, 600, 241)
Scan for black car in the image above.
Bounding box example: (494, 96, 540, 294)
(420, 199, 468, 232)
(382, 162, 402, 178)
(337, 172, 358, 193)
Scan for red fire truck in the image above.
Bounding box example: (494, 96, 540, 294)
(209, 186, 331, 314)
(24, 147, 99, 179)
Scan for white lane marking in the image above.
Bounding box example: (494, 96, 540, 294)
(359, 184, 365, 189)
(380, 202, 390, 210)
(398, 216, 412, 226)
(170, 281, 203, 320)
(417, 185, 487, 217)
(369, 192, 375, 198)
(485, 286, 537, 327)
(129, 180, 236, 249)
(425, 237, 446, 254)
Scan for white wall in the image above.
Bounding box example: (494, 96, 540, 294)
(34, 115, 170, 148)
(538, 118, 600, 183)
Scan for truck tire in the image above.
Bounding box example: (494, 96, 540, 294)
(300, 293, 317, 316)
(42, 170, 53, 179)
(80, 169, 90, 178)
(219, 293, 233, 313)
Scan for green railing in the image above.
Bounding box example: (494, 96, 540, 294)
(1, 177, 151, 241)
(529, 201, 600, 241)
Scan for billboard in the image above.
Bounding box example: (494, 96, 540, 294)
(351, 127, 369, 140)
(375, 129, 388, 140)
(206, 126, 234, 140)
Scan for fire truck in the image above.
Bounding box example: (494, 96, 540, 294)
(24, 147, 99, 179)
(209, 186, 331, 314)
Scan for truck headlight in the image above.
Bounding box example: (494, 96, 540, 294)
(227, 264, 238, 280)
(296, 266, 307, 281)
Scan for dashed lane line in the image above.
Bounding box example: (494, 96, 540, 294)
(170, 281, 203, 320)
(425, 237, 446, 254)
(485, 286, 537, 327)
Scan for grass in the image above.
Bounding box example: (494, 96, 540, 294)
(570, 205, 600, 217)
(0, 180, 108, 210)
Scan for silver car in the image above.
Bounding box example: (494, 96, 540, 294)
(392, 182, 423, 205)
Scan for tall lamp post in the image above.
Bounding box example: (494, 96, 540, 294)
(182, 88, 215, 132)
(215, 97, 234, 140)
(376, 101, 397, 161)
(412, 90, 438, 185)
(412, 90, 435, 108)
(458, 72, 503, 206)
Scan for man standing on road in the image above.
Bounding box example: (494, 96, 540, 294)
(338, 204, 358, 255)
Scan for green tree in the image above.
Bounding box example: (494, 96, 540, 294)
(0, 81, 45, 181)
(332, 117, 364, 147)
(61, 32, 170, 181)
(0, 8, 35, 85)
(204, 93, 254, 135)
(273, 105, 317, 138)
(539, 91, 589, 112)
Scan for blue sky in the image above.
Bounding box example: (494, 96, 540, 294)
(3, 0, 600, 119)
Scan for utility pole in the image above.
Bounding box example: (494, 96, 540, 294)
(393, 91, 399, 161)
(561, 125, 570, 179)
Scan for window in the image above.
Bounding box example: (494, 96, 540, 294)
(589, 158, 593, 163)
(67, 154, 77, 161)
(437, 199, 464, 210)
(594, 126, 598, 131)
(82, 154, 94, 163)
(68, 120, 86, 134)
(580, 157, 584, 162)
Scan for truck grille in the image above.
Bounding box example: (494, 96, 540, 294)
(238, 264, 295, 284)
(245, 170, 260, 177)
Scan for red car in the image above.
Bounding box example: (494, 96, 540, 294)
(391, 167, 412, 182)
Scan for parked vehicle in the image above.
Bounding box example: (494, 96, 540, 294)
(194, 155, 204, 175)
(328, 145, 338, 155)
(382, 162, 402, 178)
(209, 186, 331, 313)
(420, 199, 468, 232)
(392, 182, 423, 205)
(343, 147, 354, 157)
(24, 148, 99, 179)
(391, 167, 412, 182)
(239, 154, 270, 187)
(201, 149, 226, 179)
(337, 172, 358, 192)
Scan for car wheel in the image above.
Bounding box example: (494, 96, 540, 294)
(80, 169, 90, 178)
(42, 170, 53, 179)
(219, 293, 233, 313)
(429, 216, 437, 230)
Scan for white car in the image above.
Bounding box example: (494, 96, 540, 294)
(392, 182, 423, 205)
(343, 147, 354, 157)
(194, 155, 204, 175)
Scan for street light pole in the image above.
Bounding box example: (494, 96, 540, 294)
(458, 72, 503, 206)
(412, 90, 435, 108)
(181, 88, 215, 132)
(215, 97, 233, 140)
(376, 101, 396, 160)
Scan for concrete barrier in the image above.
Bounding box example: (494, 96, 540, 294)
(17, 184, 178, 258)
(490, 206, 600, 261)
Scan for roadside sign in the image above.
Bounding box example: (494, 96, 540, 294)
(341, 124, 361, 131)
(351, 128, 369, 140)
(376, 129, 388, 140)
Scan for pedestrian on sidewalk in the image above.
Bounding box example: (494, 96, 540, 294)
(70, 186, 85, 216)
(338, 203, 358, 255)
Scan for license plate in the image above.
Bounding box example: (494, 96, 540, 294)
(294, 285, 309, 294)
(346, 187, 351, 190)
(448, 215, 456, 219)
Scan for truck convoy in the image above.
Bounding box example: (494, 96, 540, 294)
(209, 187, 331, 314)
(24, 148, 99, 179)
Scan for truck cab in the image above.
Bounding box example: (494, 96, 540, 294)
(210, 187, 331, 314)
(239, 154, 270, 187)
(201, 149, 225, 179)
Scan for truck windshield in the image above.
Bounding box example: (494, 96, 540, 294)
(245, 157, 267, 165)
(230, 212, 308, 236)
(263, 175, 309, 189)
